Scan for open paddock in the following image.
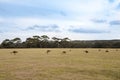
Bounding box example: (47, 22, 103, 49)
(0, 48, 120, 80)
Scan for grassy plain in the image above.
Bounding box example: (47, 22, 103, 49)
(0, 48, 120, 80)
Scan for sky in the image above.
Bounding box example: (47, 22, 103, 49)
(0, 0, 120, 42)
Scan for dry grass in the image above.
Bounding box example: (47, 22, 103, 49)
(0, 48, 120, 80)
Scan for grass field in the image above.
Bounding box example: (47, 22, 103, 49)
(0, 48, 120, 80)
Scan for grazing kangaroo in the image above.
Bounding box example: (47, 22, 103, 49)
(10, 51, 18, 55)
(84, 50, 88, 53)
(105, 50, 109, 52)
(62, 51, 66, 54)
(46, 50, 51, 54)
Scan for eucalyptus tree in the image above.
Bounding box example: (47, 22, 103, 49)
(40, 35, 50, 48)
(33, 35, 41, 48)
(11, 38, 22, 48)
(41, 35, 49, 41)
(52, 37, 61, 48)
(1, 39, 13, 48)
(12, 38, 21, 43)
(60, 37, 71, 48)
(25, 37, 34, 48)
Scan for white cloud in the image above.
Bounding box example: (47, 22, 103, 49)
(0, 0, 120, 42)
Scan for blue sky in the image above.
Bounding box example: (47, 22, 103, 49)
(0, 0, 120, 42)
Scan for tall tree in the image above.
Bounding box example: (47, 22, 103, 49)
(41, 35, 49, 41)
(25, 37, 35, 48)
(1, 39, 13, 48)
(52, 37, 61, 48)
(40, 35, 50, 48)
(12, 38, 21, 43)
(11, 38, 22, 48)
(60, 37, 71, 48)
(33, 35, 41, 48)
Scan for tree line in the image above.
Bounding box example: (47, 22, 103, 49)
(0, 35, 120, 48)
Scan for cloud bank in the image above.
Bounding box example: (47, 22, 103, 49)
(0, 0, 120, 42)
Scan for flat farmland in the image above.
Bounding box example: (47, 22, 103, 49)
(0, 48, 120, 80)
